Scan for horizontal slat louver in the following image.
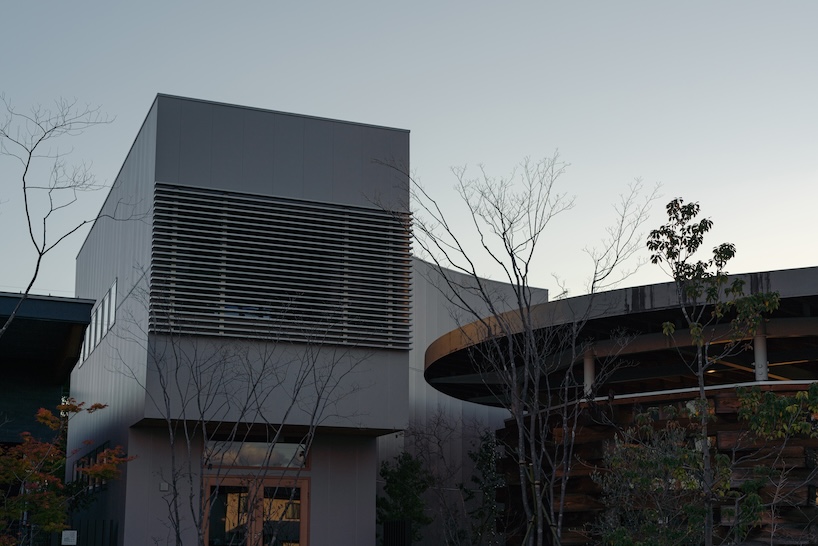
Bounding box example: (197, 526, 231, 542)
(150, 184, 411, 349)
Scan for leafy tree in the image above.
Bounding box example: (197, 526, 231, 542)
(594, 406, 733, 546)
(461, 431, 504, 546)
(0, 400, 130, 546)
(736, 385, 818, 541)
(594, 198, 783, 545)
(739, 383, 818, 440)
(377, 451, 434, 544)
(595, 384, 818, 546)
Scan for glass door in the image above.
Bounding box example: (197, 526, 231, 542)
(206, 478, 307, 546)
(262, 486, 301, 545)
(208, 484, 251, 545)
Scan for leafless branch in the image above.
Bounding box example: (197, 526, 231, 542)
(0, 94, 115, 338)
(378, 153, 658, 545)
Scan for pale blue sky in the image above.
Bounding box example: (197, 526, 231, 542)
(2, 1, 816, 297)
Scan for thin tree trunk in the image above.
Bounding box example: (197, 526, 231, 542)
(698, 346, 714, 546)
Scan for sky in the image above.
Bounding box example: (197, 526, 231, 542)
(2, 1, 816, 298)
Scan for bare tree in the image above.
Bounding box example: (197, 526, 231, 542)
(409, 154, 657, 546)
(0, 95, 111, 338)
(103, 290, 371, 546)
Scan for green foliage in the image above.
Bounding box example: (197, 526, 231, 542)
(647, 199, 736, 302)
(623, 199, 786, 546)
(593, 407, 708, 545)
(377, 451, 434, 544)
(461, 431, 504, 546)
(595, 386, 818, 546)
(648, 199, 780, 347)
(593, 406, 760, 546)
(728, 291, 781, 340)
(738, 384, 818, 439)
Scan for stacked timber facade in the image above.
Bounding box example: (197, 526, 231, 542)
(426, 267, 818, 545)
(496, 384, 818, 545)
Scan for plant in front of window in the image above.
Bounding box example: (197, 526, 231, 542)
(0, 400, 132, 546)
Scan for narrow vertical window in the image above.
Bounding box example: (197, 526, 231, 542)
(80, 338, 87, 364)
(101, 293, 109, 333)
(90, 312, 98, 348)
(95, 306, 102, 344)
(109, 280, 117, 326)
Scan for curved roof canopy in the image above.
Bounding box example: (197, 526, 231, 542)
(425, 268, 818, 406)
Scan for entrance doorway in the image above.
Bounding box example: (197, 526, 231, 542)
(206, 477, 308, 546)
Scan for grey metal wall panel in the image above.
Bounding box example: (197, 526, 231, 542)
(387, 130, 411, 210)
(141, 335, 408, 431)
(76, 101, 156, 302)
(70, 99, 161, 543)
(310, 435, 377, 546)
(210, 104, 244, 190)
(361, 126, 402, 209)
(241, 107, 275, 196)
(74, 95, 412, 545)
(154, 96, 180, 184)
(178, 100, 213, 187)
(331, 123, 363, 204)
(272, 114, 305, 199)
(152, 96, 409, 211)
(118, 429, 375, 546)
(122, 428, 202, 546)
(302, 117, 334, 200)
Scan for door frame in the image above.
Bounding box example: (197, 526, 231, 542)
(204, 474, 309, 546)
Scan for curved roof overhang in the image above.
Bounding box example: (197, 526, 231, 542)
(424, 268, 818, 406)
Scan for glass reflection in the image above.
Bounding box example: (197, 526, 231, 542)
(208, 485, 249, 546)
(206, 441, 305, 468)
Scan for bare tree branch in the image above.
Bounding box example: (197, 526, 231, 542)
(384, 154, 658, 546)
(0, 94, 114, 338)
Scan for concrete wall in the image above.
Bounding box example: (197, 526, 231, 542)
(518, 266, 818, 329)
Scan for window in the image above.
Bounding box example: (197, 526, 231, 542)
(90, 312, 98, 348)
(101, 292, 109, 333)
(78, 279, 117, 366)
(73, 442, 112, 492)
(108, 281, 116, 325)
(205, 441, 306, 468)
(203, 440, 309, 545)
(205, 478, 308, 546)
